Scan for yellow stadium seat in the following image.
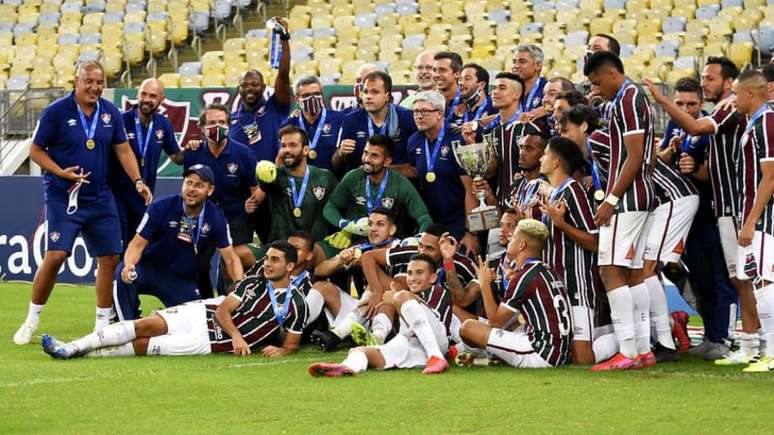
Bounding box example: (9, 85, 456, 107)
(666, 68, 698, 85)
(124, 40, 146, 66)
(180, 74, 202, 88)
(729, 42, 753, 69)
(202, 73, 225, 87)
(697, 0, 719, 5)
(15, 33, 37, 47)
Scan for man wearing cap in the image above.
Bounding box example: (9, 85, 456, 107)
(113, 164, 244, 320)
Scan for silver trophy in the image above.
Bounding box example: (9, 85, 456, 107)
(452, 137, 500, 232)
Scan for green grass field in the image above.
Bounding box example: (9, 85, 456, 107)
(2, 282, 773, 434)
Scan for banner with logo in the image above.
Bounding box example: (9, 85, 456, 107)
(112, 85, 416, 176)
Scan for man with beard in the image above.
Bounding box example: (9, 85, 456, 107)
(511, 44, 547, 117)
(111, 79, 187, 250)
(644, 57, 752, 362)
(42, 241, 307, 359)
(401, 51, 435, 110)
(229, 17, 292, 162)
(539, 77, 576, 136)
(282, 75, 344, 172)
(13, 61, 152, 345)
(251, 125, 337, 243)
(409, 90, 478, 251)
(449, 63, 496, 129)
(324, 134, 431, 239)
(433, 51, 463, 123)
(506, 134, 548, 219)
(112, 165, 243, 321)
(334, 71, 417, 175)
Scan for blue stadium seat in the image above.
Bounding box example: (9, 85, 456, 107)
(84, 0, 106, 13)
(374, 3, 396, 16)
(58, 33, 80, 45)
(212, 0, 232, 21)
(313, 27, 335, 38)
(565, 30, 589, 47)
(245, 28, 268, 39)
(662, 16, 686, 34)
(103, 11, 124, 24)
(38, 12, 61, 25)
(179, 61, 202, 75)
(189, 11, 209, 34)
(695, 5, 721, 20)
(80, 33, 101, 44)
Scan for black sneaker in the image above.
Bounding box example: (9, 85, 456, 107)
(654, 343, 679, 363)
(310, 330, 342, 352)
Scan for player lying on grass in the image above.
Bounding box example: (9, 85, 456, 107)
(308, 253, 452, 376)
(456, 219, 573, 368)
(41, 241, 308, 359)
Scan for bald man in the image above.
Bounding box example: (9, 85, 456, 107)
(400, 51, 435, 110)
(111, 78, 186, 250)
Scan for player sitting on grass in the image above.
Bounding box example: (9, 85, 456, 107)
(457, 219, 573, 368)
(41, 241, 308, 359)
(308, 253, 452, 376)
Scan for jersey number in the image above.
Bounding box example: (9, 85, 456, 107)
(553, 295, 571, 336)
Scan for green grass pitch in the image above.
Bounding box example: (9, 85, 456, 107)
(1, 282, 773, 434)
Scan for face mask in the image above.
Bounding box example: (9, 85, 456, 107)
(584, 51, 593, 64)
(205, 125, 228, 144)
(300, 94, 323, 116)
(354, 82, 363, 100)
(465, 87, 482, 109)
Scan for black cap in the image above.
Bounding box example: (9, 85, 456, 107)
(183, 164, 215, 183)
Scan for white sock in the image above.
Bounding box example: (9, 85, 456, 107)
(400, 299, 444, 359)
(450, 314, 462, 344)
(333, 311, 360, 339)
(304, 289, 325, 327)
(342, 349, 369, 373)
(644, 276, 674, 350)
(84, 343, 136, 358)
(758, 328, 768, 355)
(95, 306, 114, 331)
(630, 283, 651, 354)
(25, 302, 44, 325)
(371, 313, 392, 344)
(607, 286, 637, 358)
(593, 332, 619, 363)
(739, 332, 760, 356)
(71, 321, 136, 354)
(754, 284, 774, 357)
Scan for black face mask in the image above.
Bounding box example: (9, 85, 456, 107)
(300, 95, 324, 116)
(465, 87, 482, 109)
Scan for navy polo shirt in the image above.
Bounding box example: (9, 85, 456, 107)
(138, 194, 231, 279)
(336, 104, 417, 172)
(408, 123, 468, 238)
(281, 109, 344, 171)
(109, 107, 180, 198)
(229, 95, 290, 162)
(520, 77, 547, 113)
(33, 92, 127, 202)
(183, 139, 257, 220)
(660, 117, 710, 165)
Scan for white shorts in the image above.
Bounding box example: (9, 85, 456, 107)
(642, 196, 700, 265)
(147, 297, 223, 356)
(718, 216, 740, 277)
(324, 288, 359, 329)
(736, 231, 774, 284)
(486, 328, 551, 368)
(377, 304, 448, 369)
(572, 305, 593, 342)
(598, 211, 649, 268)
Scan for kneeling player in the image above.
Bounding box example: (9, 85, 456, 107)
(41, 241, 307, 359)
(309, 254, 452, 376)
(458, 219, 573, 368)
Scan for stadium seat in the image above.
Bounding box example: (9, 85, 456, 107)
(180, 74, 202, 87)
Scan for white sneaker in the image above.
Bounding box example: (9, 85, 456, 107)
(714, 349, 759, 366)
(13, 322, 38, 345)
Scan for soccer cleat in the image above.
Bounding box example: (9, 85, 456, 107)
(687, 338, 713, 356)
(637, 351, 657, 368)
(309, 330, 342, 352)
(653, 343, 679, 363)
(13, 322, 38, 345)
(703, 342, 731, 361)
(41, 334, 62, 356)
(742, 356, 774, 373)
(308, 363, 354, 378)
(715, 349, 760, 366)
(350, 322, 378, 346)
(591, 353, 643, 372)
(671, 311, 690, 352)
(447, 343, 458, 362)
(422, 355, 449, 374)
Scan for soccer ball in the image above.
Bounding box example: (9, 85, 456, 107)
(255, 160, 277, 183)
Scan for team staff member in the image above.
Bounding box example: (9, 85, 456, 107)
(433, 52, 463, 124)
(111, 78, 185, 250)
(324, 134, 432, 238)
(334, 71, 417, 175)
(281, 75, 344, 172)
(14, 60, 152, 345)
(449, 63, 496, 129)
(252, 125, 338, 243)
(409, 91, 478, 252)
(400, 50, 435, 110)
(114, 165, 243, 320)
(512, 44, 547, 116)
(229, 17, 292, 162)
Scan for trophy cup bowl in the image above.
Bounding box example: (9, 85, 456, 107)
(452, 138, 500, 232)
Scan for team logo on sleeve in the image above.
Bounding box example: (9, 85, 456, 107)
(354, 196, 366, 205)
(101, 113, 111, 125)
(67, 119, 77, 126)
(440, 146, 449, 157)
(49, 231, 60, 242)
(155, 129, 164, 140)
(227, 163, 238, 174)
(533, 96, 541, 108)
(322, 123, 332, 134)
(201, 223, 210, 234)
(313, 186, 326, 200)
(382, 196, 394, 208)
(356, 131, 367, 138)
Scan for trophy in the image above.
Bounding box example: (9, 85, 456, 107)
(452, 137, 500, 232)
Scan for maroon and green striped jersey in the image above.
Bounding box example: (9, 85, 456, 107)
(652, 157, 699, 206)
(704, 104, 745, 218)
(738, 108, 774, 235)
(501, 261, 572, 366)
(416, 284, 453, 336)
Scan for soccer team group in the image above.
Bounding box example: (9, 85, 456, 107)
(11, 18, 774, 376)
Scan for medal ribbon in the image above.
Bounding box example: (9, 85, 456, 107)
(287, 166, 310, 213)
(365, 170, 389, 213)
(423, 126, 446, 177)
(134, 110, 154, 168)
(299, 108, 327, 154)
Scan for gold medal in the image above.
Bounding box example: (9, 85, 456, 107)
(308, 149, 317, 160)
(594, 189, 605, 202)
(86, 139, 95, 149)
(293, 207, 302, 218)
(425, 172, 436, 183)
